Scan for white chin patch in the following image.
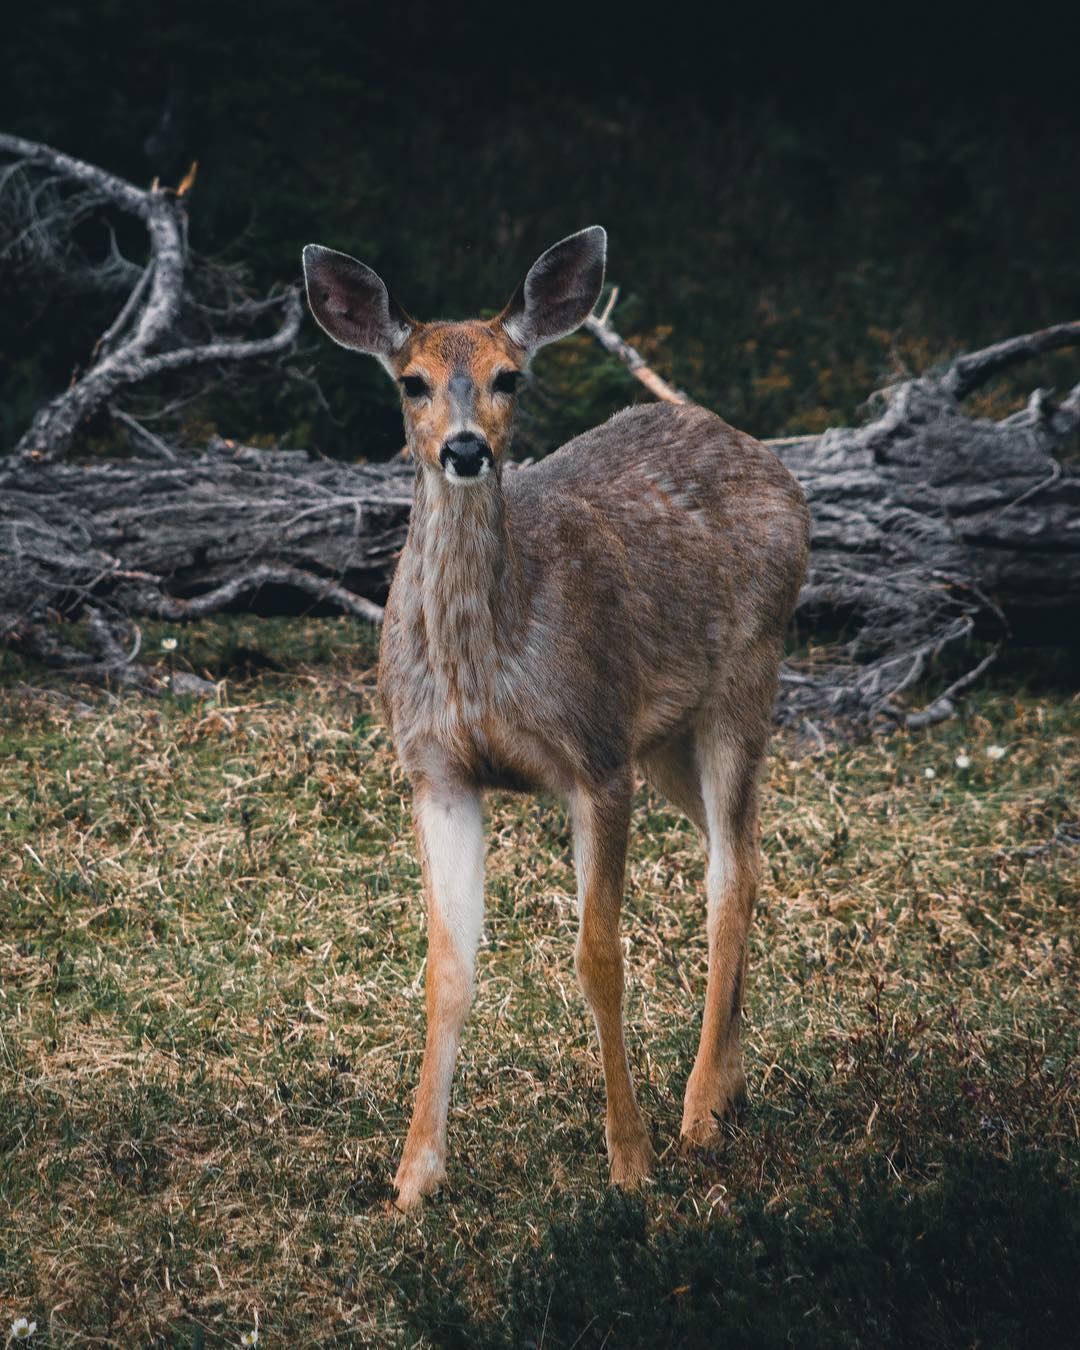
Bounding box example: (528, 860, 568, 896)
(444, 460, 491, 487)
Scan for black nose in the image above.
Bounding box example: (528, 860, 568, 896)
(439, 433, 492, 478)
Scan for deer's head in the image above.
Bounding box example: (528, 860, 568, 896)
(302, 228, 605, 484)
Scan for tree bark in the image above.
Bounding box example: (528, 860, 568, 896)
(770, 371, 1079, 728)
(0, 439, 411, 626)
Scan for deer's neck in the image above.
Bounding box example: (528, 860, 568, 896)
(404, 467, 524, 698)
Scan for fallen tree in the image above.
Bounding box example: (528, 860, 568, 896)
(4, 322, 1077, 726)
(2, 137, 1078, 729)
(772, 360, 1078, 730)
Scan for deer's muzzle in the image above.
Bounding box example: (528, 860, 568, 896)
(440, 433, 493, 482)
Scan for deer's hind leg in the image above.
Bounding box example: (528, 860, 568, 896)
(571, 773, 656, 1187)
(679, 726, 764, 1150)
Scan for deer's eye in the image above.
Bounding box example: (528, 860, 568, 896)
(492, 369, 523, 396)
(401, 375, 430, 399)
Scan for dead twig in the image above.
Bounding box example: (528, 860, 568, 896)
(582, 289, 687, 405)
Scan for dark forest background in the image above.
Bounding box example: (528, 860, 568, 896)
(3, 2, 1079, 462)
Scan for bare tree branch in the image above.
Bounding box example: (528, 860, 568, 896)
(109, 408, 178, 462)
(0, 132, 301, 463)
(898, 642, 1004, 730)
(0, 132, 148, 214)
(129, 285, 303, 377)
(94, 260, 155, 361)
(148, 562, 384, 624)
(942, 319, 1080, 400)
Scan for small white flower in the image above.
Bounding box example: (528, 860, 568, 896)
(240, 1332, 259, 1348)
(955, 752, 971, 769)
(10, 1319, 37, 1341)
(160, 636, 178, 652)
(923, 767, 936, 779)
(986, 744, 1006, 761)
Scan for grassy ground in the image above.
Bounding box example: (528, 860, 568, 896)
(1, 618, 1077, 1347)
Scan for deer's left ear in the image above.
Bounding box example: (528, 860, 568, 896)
(499, 226, 606, 352)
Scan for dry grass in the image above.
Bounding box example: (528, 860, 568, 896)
(0, 618, 1077, 1346)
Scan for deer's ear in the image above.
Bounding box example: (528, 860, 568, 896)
(302, 245, 412, 360)
(499, 226, 606, 352)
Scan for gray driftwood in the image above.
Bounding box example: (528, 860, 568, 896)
(772, 363, 1079, 728)
(1, 438, 411, 691)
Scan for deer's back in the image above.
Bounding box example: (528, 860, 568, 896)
(510, 402, 807, 640)
(506, 402, 809, 753)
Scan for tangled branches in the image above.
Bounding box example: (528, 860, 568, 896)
(0, 133, 301, 463)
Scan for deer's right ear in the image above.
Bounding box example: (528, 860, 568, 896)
(302, 245, 412, 361)
(499, 226, 607, 353)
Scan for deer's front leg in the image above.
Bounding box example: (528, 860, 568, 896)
(572, 777, 656, 1187)
(394, 783, 484, 1211)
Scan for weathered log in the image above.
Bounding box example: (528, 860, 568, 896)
(777, 383, 1079, 623)
(771, 370, 1079, 727)
(0, 438, 411, 628)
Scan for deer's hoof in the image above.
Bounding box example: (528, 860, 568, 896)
(393, 1144, 445, 1211)
(678, 1115, 726, 1154)
(679, 1067, 745, 1153)
(608, 1128, 657, 1188)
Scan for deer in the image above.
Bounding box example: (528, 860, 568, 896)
(301, 227, 810, 1210)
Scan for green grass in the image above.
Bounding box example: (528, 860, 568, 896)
(1, 618, 1077, 1346)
